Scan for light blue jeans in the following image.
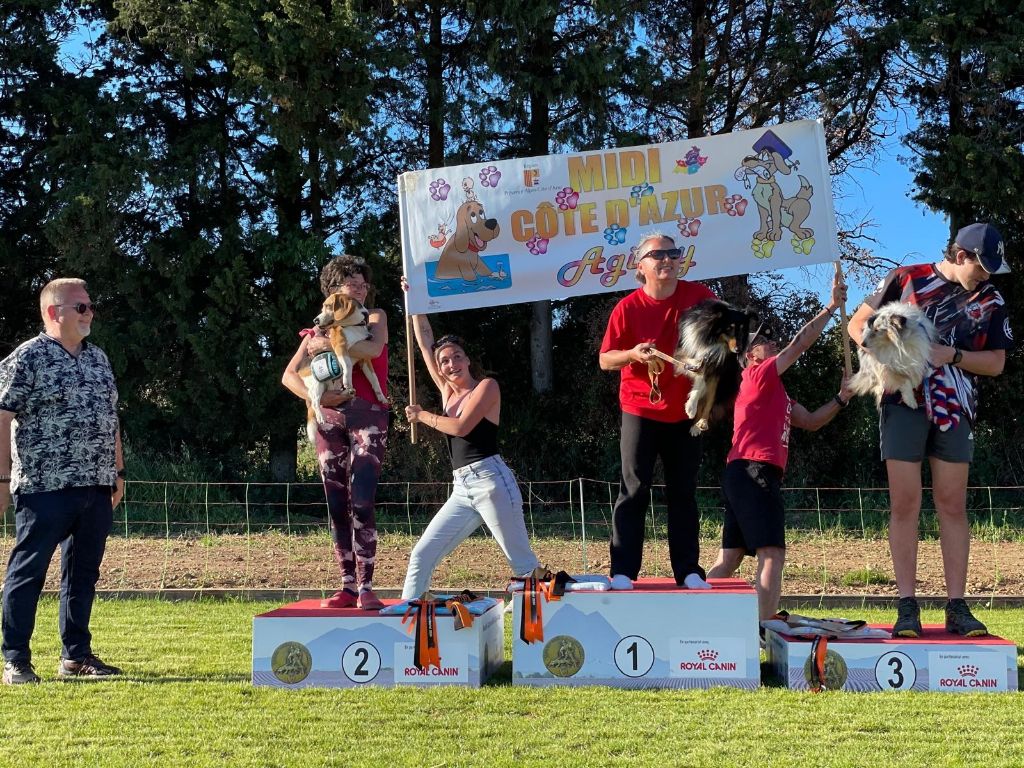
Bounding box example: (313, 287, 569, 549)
(401, 455, 541, 599)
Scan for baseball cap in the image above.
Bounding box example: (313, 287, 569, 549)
(956, 222, 1009, 274)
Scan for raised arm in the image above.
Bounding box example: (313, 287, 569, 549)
(407, 378, 500, 437)
(409, 313, 449, 395)
(774, 275, 847, 375)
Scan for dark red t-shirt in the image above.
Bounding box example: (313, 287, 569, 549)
(727, 355, 792, 470)
(600, 282, 717, 423)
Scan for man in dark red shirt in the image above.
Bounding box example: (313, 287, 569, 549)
(848, 222, 1012, 638)
(707, 274, 849, 620)
(599, 232, 717, 590)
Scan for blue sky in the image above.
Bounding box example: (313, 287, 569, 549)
(774, 125, 951, 308)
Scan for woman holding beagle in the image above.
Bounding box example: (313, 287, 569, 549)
(282, 254, 389, 611)
(402, 305, 541, 599)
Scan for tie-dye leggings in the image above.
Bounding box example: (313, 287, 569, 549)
(314, 398, 389, 589)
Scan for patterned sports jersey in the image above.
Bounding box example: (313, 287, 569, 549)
(0, 334, 119, 495)
(864, 264, 1013, 422)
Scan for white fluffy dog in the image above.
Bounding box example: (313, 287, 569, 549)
(849, 303, 937, 408)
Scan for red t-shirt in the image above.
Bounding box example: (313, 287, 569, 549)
(727, 355, 792, 470)
(600, 282, 717, 423)
(305, 328, 390, 405)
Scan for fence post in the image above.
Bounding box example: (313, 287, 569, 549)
(406, 482, 413, 536)
(579, 478, 587, 571)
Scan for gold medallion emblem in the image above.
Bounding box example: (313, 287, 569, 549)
(542, 635, 585, 678)
(803, 648, 849, 690)
(272, 641, 312, 684)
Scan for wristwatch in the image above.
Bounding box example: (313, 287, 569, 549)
(951, 349, 963, 366)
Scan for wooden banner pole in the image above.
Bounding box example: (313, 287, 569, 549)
(835, 260, 853, 378)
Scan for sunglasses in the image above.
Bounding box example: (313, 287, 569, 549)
(432, 334, 465, 352)
(56, 302, 97, 315)
(642, 248, 682, 261)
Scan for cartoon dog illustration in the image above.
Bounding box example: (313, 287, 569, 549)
(736, 150, 814, 243)
(434, 178, 500, 281)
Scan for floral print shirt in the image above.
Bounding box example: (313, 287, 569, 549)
(0, 334, 119, 495)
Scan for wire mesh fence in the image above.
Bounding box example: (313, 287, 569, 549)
(3, 479, 1024, 595)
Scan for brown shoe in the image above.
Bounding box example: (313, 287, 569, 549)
(57, 654, 122, 679)
(357, 588, 385, 611)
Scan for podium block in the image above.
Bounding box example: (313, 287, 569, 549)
(511, 578, 760, 689)
(766, 625, 1019, 692)
(252, 599, 504, 688)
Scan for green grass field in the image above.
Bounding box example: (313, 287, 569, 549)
(1, 599, 1023, 767)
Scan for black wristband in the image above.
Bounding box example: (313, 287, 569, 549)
(833, 395, 848, 408)
(951, 349, 963, 366)
(116, 468, 127, 479)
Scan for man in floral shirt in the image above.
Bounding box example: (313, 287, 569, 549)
(0, 278, 125, 684)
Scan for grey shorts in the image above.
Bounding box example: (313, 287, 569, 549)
(879, 403, 974, 463)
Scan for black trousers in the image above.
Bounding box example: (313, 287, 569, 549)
(610, 412, 704, 583)
(2, 486, 113, 663)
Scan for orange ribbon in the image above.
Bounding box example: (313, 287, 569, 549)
(401, 590, 481, 670)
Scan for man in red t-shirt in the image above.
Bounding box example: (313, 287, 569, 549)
(599, 233, 717, 590)
(707, 274, 849, 620)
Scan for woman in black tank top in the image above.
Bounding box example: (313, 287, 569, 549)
(400, 309, 540, 599)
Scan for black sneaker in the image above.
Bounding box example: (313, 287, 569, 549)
(892, 596, 922, 638)
(57, 654, 123, 679)
(2, 660, 41, 685)
(945, 598, 988, 637)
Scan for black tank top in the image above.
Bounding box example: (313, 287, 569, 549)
(447, 418, 499, 470)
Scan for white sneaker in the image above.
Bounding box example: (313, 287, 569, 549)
(682, 573, 712, 590)
(610, 574, 634, 590)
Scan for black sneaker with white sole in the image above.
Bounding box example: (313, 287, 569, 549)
(891, 596, 922, 638)
(3, 660, 41, 685)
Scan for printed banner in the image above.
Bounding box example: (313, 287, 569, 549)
(398, 119, 840, 315)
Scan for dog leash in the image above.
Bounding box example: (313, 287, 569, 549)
(401, 590, 481, 670)
(808, 635, 829, 693)
(519, 569, 575, 644)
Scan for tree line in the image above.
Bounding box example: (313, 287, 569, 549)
(1, 0, 1022, 486)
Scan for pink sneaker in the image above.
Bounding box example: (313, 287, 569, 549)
(321, 589, 357, 609)
(357, 588, 385, 611)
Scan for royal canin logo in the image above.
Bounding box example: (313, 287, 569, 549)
(678, 647, 736, 673)
(957, 665, 979, 677)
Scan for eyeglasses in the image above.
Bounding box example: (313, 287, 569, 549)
(330, 281, 369, 292)
(641, 248, 682, 261)
(432, 334, 465, 352)
(55, 302, 97, 315)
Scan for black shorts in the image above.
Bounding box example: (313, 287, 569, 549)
(721, 459, 786, 554)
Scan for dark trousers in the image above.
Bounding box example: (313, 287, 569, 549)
(610, 412, 704, 583)
(2, 486, 113, 663)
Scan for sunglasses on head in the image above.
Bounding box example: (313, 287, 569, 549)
(56, 302, 97, 315)
(642, 248, 682, 261)
(432, 334, 465, 352)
